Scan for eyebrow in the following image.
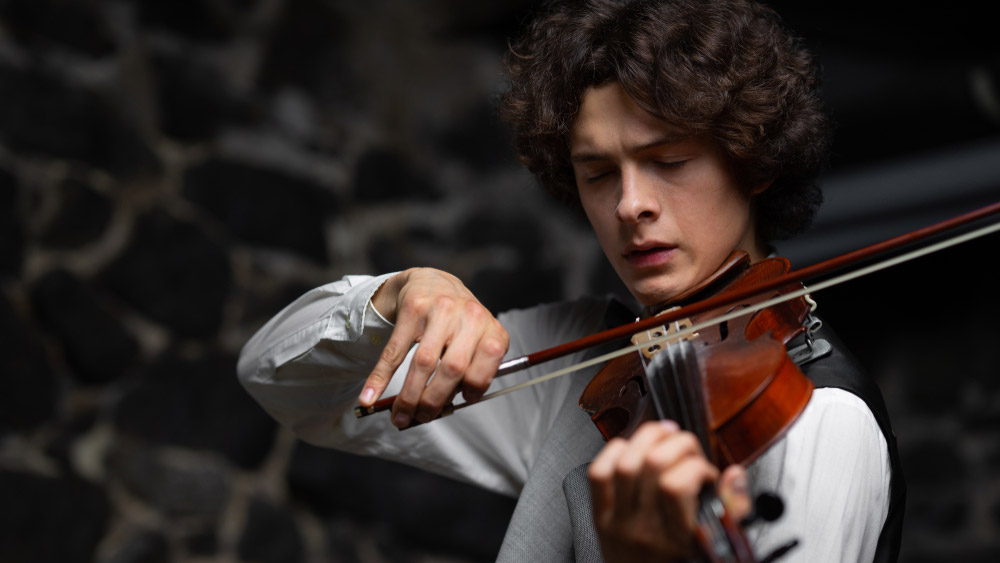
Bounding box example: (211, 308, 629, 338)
(570, 133, 691, 164)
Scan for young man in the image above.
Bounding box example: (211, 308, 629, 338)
(238, 1, 902, 561)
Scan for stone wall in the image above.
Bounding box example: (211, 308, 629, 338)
(1, 1, 998, 562)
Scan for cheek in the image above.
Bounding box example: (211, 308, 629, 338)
(578, 188, 607, 228)
(700, 181, 751, 224)
(580, 196, 619, 255)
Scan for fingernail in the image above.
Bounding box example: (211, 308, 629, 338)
(360, 387, 375, 404)
(393, 413, 410, 428)
(660, 419, 679, 432)
(731, 473, 748, 495)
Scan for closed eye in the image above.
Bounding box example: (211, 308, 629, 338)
(654, 160, 687, 169)
(584, 170, 616, 184)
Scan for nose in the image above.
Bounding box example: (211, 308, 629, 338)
(615, 167, 660, 223)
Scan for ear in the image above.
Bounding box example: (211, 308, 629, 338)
(750, 178, 774, 195)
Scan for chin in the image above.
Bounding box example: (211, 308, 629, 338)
(632, 271, 705, 306)
(628, 284, 676, 308)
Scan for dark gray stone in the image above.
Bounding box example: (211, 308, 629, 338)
(993, 497, 1000, 530)
(903, 547, 1000, 563)
(366, 227, 448, 274)
(237, 495, 305, 563)
(353, 148, 440, 202)
(112, 348, 277, 469)
(133, 0, 235, 43)
(108, 442, 230, 518)
(106, 529, 171, 563)
(453, 210, 542, 259)
(100, 209, 231, 338)
(901, 441, 967, 486)
(0, 0, 117, 57)
(149, 48, 256, 142)
(287, 442, 515, 561)
(425, 1, 541, 43)
(371, 529, 421, 563)
(183, 158, 336, 263)
(466, 264, 563, 314)
(239, 280, 318, 331)
(430, 101, 517, 173)
(31, 268, 139, 384)
(38, 177, 113, 249)
(256, 0, 353, 101)
(187, 528, 219, 556)
(325, 519, 364, 563)
(906, 494, 969, 535)
(0, 469, 110, 563)
(44, 410, 99, 474)
(0, 291, 57, 433)
(0, 63, 160, 178)
(0, 166, 23, 278)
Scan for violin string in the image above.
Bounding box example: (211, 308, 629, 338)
(437, 220, 1000, 419)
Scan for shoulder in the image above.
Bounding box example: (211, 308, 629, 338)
(792, 387, 888, 457)
(787, 387, 891, 524)
(748, 388, 891, 561)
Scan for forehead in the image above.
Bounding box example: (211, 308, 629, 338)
(570, 83, 688, 155)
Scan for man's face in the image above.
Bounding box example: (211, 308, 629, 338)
(570, 84, 766, 307)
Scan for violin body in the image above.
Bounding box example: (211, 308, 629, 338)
(579, 252, 815, 466)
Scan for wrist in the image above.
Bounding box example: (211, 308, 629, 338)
(370, 271, 406, 324)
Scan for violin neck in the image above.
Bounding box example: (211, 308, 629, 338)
(645, 339, 714, 458)
(697, 485, 757, 563)
(646, 341, 758, 562)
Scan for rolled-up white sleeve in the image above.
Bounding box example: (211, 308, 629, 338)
(747, 387, 892, 562)
(237, 273, 397, 423)
(237, 275, 612, 497)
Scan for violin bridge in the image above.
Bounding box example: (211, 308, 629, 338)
(632, 317, 698, 360)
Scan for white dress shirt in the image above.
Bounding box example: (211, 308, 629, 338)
(237, 273, 891, 562)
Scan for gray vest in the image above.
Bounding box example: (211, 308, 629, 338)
(495, 363, 607, 562)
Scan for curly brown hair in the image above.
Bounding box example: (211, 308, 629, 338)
(499, 0, 831, 241)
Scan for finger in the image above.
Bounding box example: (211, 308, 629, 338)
(718, 464, 752, 521)
(609, 420, 684, 522)
(459, 324, 508, 403)
(611, 422, 682, 489)
(415, 322, 477, 422)
(588, 438, 629, 527)
(393, 302, 456, 426)
(360, 311, 423, 407)
(627, 426, 704, 522)
(641, 428, 705, 473)
(656, 455, 720, 532)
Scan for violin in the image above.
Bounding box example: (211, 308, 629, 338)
(581, 252, 815, 562)
(581, 252, 814, 451)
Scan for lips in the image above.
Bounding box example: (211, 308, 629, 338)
(623, 242, 676, 268)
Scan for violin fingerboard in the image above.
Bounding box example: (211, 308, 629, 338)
(645, 340, 712, 455)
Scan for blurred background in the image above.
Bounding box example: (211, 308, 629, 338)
(0, 1, 998, 562)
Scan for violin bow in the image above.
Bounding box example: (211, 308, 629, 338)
(356, 200, 1000, 421)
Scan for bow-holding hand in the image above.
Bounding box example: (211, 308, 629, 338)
(358, 268, 510, 428)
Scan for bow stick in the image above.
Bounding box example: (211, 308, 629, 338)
(356, 200, 1000, 421)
